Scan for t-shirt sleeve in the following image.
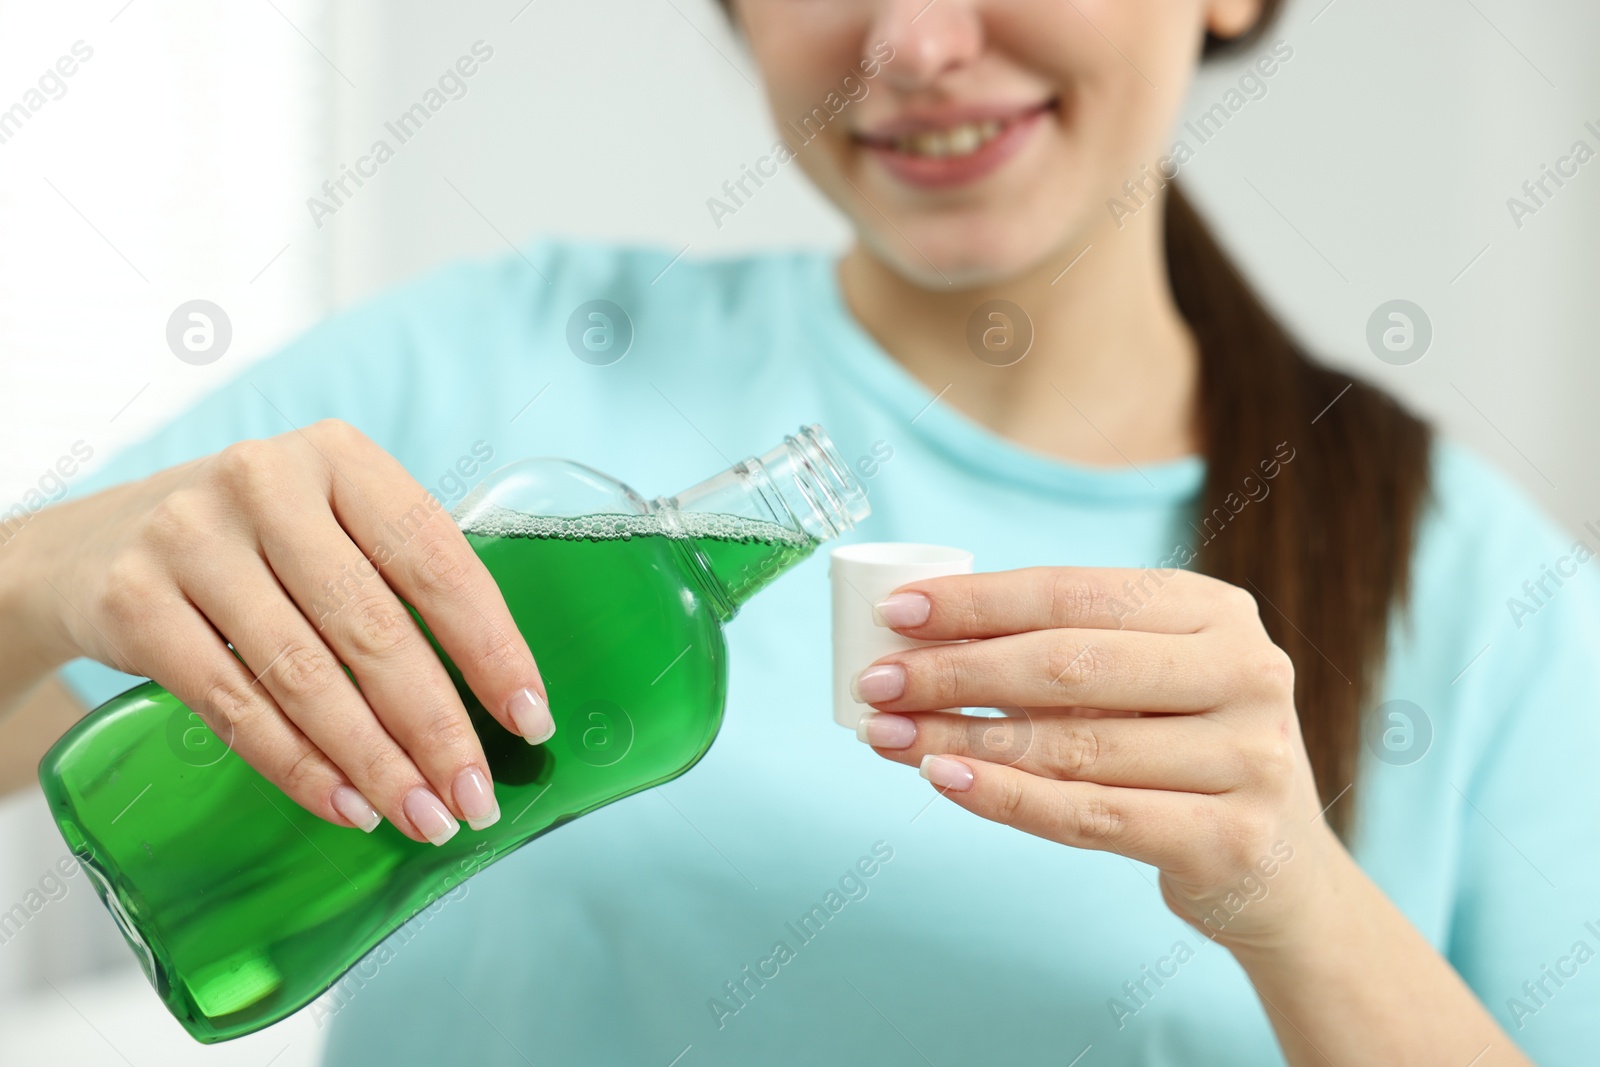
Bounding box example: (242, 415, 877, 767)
(51, 270, 444, 710)
(1441, 489, 1600, 1058)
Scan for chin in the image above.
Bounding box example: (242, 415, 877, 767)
(855, 205, 1086, 292)
(829, 146, 1105, 291)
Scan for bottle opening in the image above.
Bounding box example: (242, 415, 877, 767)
(653, 424, 871, 620)
(752, 425, 870, 542)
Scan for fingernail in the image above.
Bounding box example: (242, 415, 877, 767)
(331, 786, 382, 833)
(507, 687, 555, 744)
(920, 755, 974, 792)
(873, 592, 931, 629)
(856, 713, 917, 749)
(851, 663, 906, 704)
(403, 787, 460, 846)
(453, 766, 500, 831)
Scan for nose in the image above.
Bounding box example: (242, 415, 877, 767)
(866, 0, 984, 92)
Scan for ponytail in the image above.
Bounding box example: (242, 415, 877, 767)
(1167, 182, 1431, 838)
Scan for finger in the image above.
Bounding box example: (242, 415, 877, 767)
(133, 593, 375, 833)
(859, 710, 1241, 793)
(249, 502, 507, 838)
(874, 567, 1259, 639)
(184, 548, 473, 845)
(855, 628, 1251, 715)
(915, 754, 1210, 869)
(317, 423, 553, 742)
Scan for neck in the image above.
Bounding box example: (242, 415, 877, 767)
(837, 200, 1201, 466)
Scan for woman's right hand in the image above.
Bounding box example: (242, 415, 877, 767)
(7, 418, 553, 845)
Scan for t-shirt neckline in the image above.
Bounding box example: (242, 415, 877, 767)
(801, 252, 1206, 505)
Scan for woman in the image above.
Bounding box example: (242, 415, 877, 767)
(2, 0, 1595, 1062)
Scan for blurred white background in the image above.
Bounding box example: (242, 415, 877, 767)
(1, 0, 1596, 1063)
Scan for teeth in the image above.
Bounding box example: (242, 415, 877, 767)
(893, 120, 1003, 159)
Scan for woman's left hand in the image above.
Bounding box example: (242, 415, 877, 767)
(853, 566, 1347, 952)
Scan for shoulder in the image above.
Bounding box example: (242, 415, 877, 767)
(1413, 438, 1585, 597)
(257, 238, 827, 381)
(244, 237, 832, 434)
(370, 237, 828, 337)
(1400, 436, 1600, 721)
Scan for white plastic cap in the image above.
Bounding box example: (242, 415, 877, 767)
(828, 543, 975, 729)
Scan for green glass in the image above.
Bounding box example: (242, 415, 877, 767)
(37, 425, 867, 1043)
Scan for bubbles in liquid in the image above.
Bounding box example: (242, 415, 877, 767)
(460, 503, 811, 547)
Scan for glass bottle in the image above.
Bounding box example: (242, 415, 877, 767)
(37, 425, 868, 1043)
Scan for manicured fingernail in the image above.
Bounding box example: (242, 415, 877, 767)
(453, 766, 500, 831)
(851, 663, 906, 704)
(508, 687, 555, 744)
(403, 787, 460, 846)
(331, 786, 382, 833)
(920, 755, 974, 792)
(856, 713, 917, 749)
(873, 592, 931, 629)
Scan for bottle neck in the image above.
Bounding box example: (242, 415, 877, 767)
(652, 425, 869, 621)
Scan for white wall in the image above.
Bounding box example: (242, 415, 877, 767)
(1, 0, 1596, 1061)
(320, 0, 850, 301)
(0, 0, 333, 507)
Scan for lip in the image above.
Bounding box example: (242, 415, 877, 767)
(853, 99, 1056, 191)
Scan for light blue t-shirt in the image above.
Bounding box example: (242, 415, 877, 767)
(58, 241, 1600, 1065)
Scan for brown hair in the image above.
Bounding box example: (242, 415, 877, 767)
(723, 1, 1432, 837)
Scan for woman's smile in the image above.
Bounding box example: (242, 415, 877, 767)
(853, 97, 1058, 190)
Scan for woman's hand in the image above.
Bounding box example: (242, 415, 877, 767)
(852, 566, 1343, 950)
(3, 419, 553, 845)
